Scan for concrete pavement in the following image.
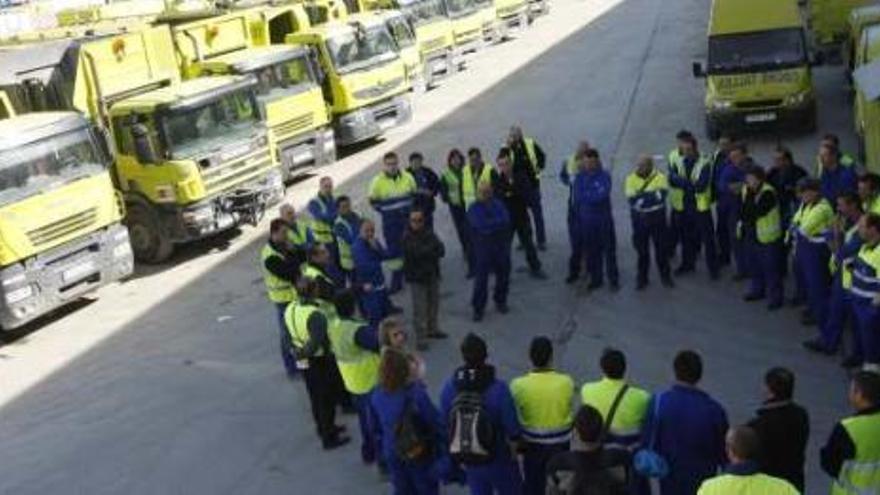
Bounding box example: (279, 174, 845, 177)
(0, 0, 860, 493)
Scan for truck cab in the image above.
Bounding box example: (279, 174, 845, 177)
(444, 0, 483, 58)
(166, 11, 335, 180)
(693, 0, 817, 140)
(493, 0, 529, 38)
(0, 26, 281, 263)
(845, 5, 880, 76)
(285, 16, 412, 145)
(370, 10, 423, 92)
(0, 112, 133, 328)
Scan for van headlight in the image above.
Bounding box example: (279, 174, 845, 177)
(712, 99, 733, 110)
(783, 91, 811, 107)
(6, 285, 33, 305)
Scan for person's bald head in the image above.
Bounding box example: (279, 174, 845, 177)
(279, 203, 296, 223)
(725, 426, 761, 464)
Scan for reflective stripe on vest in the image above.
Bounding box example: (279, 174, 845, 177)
(335, 216, 355, 270)
(667, 152, 712, 212)
(831, 223, 860, 289)
(832, 412, 880, 495)
(310, 196, 335, 244)
(328, 318, 380, 395)
(462, 162, 494, 208)
(369, 171, 416, 213)
(793, 199, 834, 244)
(285, 302, 323, 357)
(625, 171, 669, 214)
(741, 183, 782, 244)
(510, 371, 574, 444)
(261, 243, 296, 303)
(441, 168, 464, 207)
(850, 244, 880, 300)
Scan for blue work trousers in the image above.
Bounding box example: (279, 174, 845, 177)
(677, 208, 719, 276)
(853, 298, 880, 367)
(794, 241, 830, 325)
(275, 303, 297, 378)
(465, 458, 523, 495)
(819, 275, 856, 355)
(387, 457, 440, 495)
(362, 287, 392, 325)
(716, 202, 746, 276)
(525, 185, 546, 246)
(522, 441, 568, 495)
(353, 393, 376, 464)
(631, 210, 670, 283)
(471, 243, 511, 313)
(450, 206, 473, 273)
(382, 210, 408, 292)
(572, 216, 618, 285)
(744, 237, 784, 306)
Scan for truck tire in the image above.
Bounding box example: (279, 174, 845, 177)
(126, 203, 173, 264)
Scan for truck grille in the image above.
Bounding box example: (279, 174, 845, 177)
(420, 37, 446, 53)
(201, 148, 275, 196)
(272, 112, 316, 144)
(498, 3, 525, 17)
(455, 27, 481, 44)
(735, 99, 782, 109)
(353, 77, 404, 101)
(27, 208, 98, 250)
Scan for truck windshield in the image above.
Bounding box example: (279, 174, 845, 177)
(472, 0, 492, 9)
(161, 89, 260, 157)
(251, 56, 316, 100)
(708, 28, 806, 74)
(445, 0, 474, 17)
(326, 26, 399, 74)
(387, 17, 417, 49)
(0, 127, 106, 206)
(399, 0, 448, 25)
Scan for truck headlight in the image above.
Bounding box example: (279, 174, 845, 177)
(712, 99, 733, 110)
(341, 111, 368, 126)
(1, 273, 26, 287)
(182, 205, 215, 225)
(783, 91, 810, 107)
(6, 285, 33, 305)
(113, 243, 132, 259)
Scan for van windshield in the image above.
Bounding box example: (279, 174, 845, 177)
(399, 0, 448, 25)
(250, 56, 316, 101)
(161, 89, 261, 158)
(446, 0, 474, 17)
(387, 16, 417, 49)
(326, 26, 398, 74)
(0, 127, 106, 206)
(708, 28, 806, 74)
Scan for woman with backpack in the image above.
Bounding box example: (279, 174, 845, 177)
(370, 349, 446, 495)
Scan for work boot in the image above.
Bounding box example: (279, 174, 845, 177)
(587, 281, 603, 291)
(767, 301, 783, 311)
(323, 435, 351, 450)
(529, 269, 548, 280)
(800, 313, 817, 326)
(743, 292, 765, 302)
(636, 279, 648, 291)
(674, 265, 694, 276)
(732, 272, 748, 282)
(802, 339, 833, 355)
(609, 280, 620, 292)
(841, 355, 863, 369)
(472, 310, 484, 322)
(496, 302, 509, 314)
(538, 243, 547, 252)
(565, 274, 579, 284)
(661, 276, 675, 288)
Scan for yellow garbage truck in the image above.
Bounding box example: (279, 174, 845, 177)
(0, 106, 133, 329)
(693, 0, 818, 140)
(852, 23, 880, 172)
(166, 10, 336, 180)
(0, 25, 281, 263)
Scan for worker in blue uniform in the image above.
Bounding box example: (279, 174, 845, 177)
(716, 143, 750, 280)
(467, 182, 513, 322)
(441, 149, 472, 276)
(815, 133, 857, 177)
(352, 219, 394, 324)
(307, 176, 338, 248)
(560, 141, 591, 283)
(440, 333, 523, 495)
(850, 213, 880, 371)
(625, 154, 673, 289)
(569, 148, 619, 290)
(369, 152, 417, 294)
(333, 195, 362, 286)
(739, 166, 784, 310)
(803, 193, 864, 367)
(790, 178, 835, 327)
(668, 131, 719, 279)
(407, 151, 441, 230)
(819, 142, 858, 204)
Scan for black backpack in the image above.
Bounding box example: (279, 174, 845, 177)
(447, 389, 496, 465)
(394, 395, 433, 463)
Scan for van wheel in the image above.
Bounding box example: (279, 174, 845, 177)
(705, 119, 721, 141)
(126, 203, 173, 264)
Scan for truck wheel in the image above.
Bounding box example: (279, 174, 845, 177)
(126, 203, 173, 264)
(705, 118, 721, 141)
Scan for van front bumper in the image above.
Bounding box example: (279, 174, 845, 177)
(707, 97, 816, 134)
(334, 95, 413, 146)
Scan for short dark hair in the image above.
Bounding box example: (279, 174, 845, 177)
(674, 350, 703, 384)
(409, 151, 424, 161)
(727, 425, 761, 462)
(676, 129, 694, 142)
(333, 289, 357, 318)
(335, 195, 351, 207)
(461, 333, 488, 367)
(383, 151, 399, 162)
(764, 367, 795, 400)
(467, 147, 482, 158)
(775, 146, 793, 163)
(529, 336, 553, 368)
(822, 133, 841, 147)
(745, 165, 766, 181)
(797, 177, 821, 192)
(858, 173, 880, 190)
(731, 141, 749, 155)
(270, 218, 287, 235)
(600, 348, 626, 379)
(448, 148, 465, 165)
(573, 404, 605, 444)
(585, 148, 600, 159)
(497, 146, 512, 161)
(866, 213, 880, 233)
(838, 192, 863, 212)
(853, 371, 880, 405)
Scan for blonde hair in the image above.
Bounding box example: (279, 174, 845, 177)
(379, 316, 405, 348)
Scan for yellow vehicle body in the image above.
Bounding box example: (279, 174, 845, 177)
(472, 0, 498, 43)
(168, 11, 336, 179)
(853, 24, 880, 172)
(845, 5, 880, 73)
(446, 0, 485, 56)
(0, 112, 133, 329)
(809, 0, 874, 46)
(0, 25, 280, 263)
(493, 0, 529, 38)
(696, 0, 816, 139)
(369, 10, 424, 91)
(0, 90, 13, 118)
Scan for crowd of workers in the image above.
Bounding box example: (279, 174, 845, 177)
(259, 125, 880, 494)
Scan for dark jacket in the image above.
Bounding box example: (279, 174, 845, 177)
(739, 184, 779, 241)
(546, 447, 631, 495)
(264, 240, 304, 284)
(768, 164, 808, 221)
(510, 138, 546, 189)
(747, 399, 809, 492)
(407, 165, 441, 217)
(402, 227, 445, 284)
(492, 169, 530, 226)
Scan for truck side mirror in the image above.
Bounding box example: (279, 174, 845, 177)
(132, 124, 158, 165)
(692, 61, 706, 79)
